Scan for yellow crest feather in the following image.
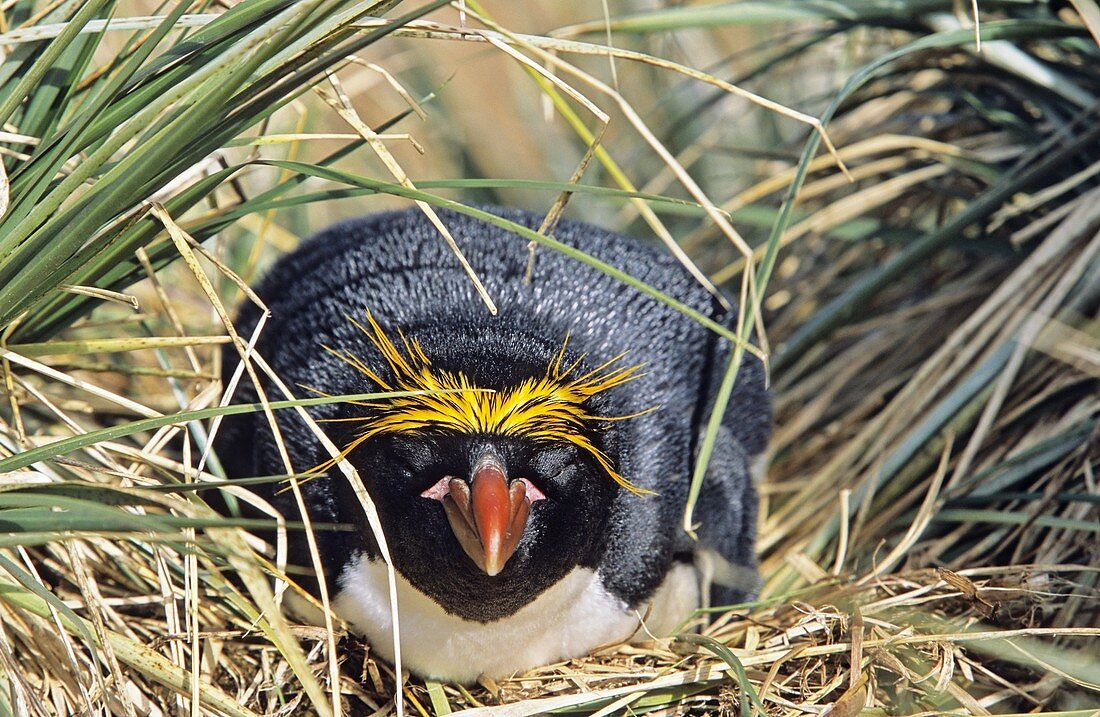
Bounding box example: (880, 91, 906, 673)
(325, 312, 650, 494)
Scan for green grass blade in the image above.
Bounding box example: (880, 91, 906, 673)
(0, 389, 464, 473)
(0, 0, 112, 127)
(0, 554, 96, 656)
(675, 633, 767, 717)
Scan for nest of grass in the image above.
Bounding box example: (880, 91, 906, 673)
(1, 1, 1098, 716)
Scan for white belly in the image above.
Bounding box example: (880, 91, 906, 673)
(330, 556, 700, 683)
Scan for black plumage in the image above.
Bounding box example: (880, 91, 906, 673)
(215, 206, 769, 679)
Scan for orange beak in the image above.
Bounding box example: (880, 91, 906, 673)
(439, 460, 534, 576)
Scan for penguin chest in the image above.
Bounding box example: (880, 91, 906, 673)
(331, 555, 700, 683)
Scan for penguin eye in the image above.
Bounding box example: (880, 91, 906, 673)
(384, 437, 439, 479)
(530, 444, 580, 482)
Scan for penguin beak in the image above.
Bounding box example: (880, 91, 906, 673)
(422, 458, 543, 576)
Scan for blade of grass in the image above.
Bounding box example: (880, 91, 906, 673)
(676, 633, 767, 717)
(0, 0, 111, 128)
(0, 389, 456, 474)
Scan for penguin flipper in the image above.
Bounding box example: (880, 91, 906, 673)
(686, 425, 762, 608)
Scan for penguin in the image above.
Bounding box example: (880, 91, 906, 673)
(214, 206, 769, 683)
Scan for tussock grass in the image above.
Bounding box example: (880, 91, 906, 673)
(0, 1, 1097, 716)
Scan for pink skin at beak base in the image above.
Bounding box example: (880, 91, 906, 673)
(421, 462, 545, 576)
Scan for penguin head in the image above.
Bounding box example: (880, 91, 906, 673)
(322, 313, 644, 622)
(339, 431, 618, 621)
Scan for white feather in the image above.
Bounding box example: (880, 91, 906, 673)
(330, 556, 700, 683)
